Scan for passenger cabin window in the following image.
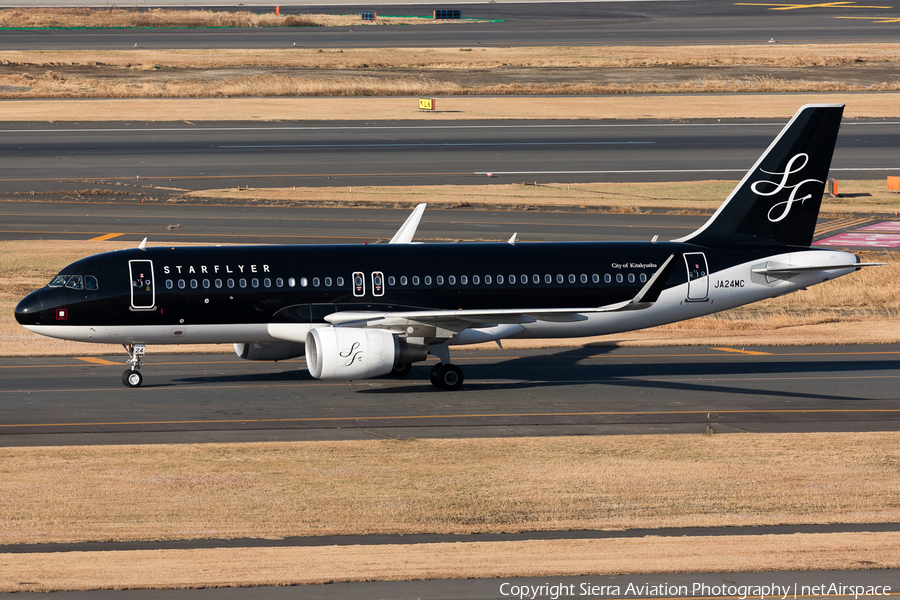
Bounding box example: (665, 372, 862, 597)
(593, 274, 600, 283)
(616, 274, 623, 283)
(178, 280, 186, 289)
(252, 278, 259, 288)
(496, 275, 504, 284)
(437, 276, 444, 285)
(580, 274, 587, 283)
(216, 279, 223, 288)
(325, 277, 332, 287)
(473, 275, 480, 285)
(460, 275, 467, 285)
(166, 280, 174, 290)
(240, 278, 247, 288)
(604, 274, 612, 283)
(448, 276, 456, 285)
(336, 277, 344, 287)
(400, 276, 408, 285)
(569, 274, 576, 284)
(228, 279, 235, 288)
(203, 279, 210, 289)
(388, 276, 396, 286)
(485, 275, 492, 284)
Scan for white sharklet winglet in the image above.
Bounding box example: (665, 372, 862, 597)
(389, 203, 427, 244)
(508, 233, 517, 245)
(138, 237, 147, 250)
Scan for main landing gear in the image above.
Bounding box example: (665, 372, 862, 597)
(430, 363, 464, 391)
(427, 343, 464, 391)
(122, 343, 145, 388)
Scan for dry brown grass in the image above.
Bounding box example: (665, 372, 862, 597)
(4, 73, 900, 99)
(2, 93, 899, 123)
(1, 433, 899, 547)
(0, 8, 456, 29)
(3, 44, 899, 70)
(194, 180, 900, 214)
(4, 532, 900, 592)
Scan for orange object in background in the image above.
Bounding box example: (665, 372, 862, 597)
(889, 176, 900, 192)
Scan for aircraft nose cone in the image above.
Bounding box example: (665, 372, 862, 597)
(15, 292, 43, 325)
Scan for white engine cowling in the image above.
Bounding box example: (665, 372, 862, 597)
(234, 342, 305, 361)
(306, 327, 426, 380)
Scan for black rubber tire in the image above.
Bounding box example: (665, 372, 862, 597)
(434, 364, 464, 391)
(122, 369, 143, 388)
(429, 363, 443, 386)
(388, 362, 413, 378)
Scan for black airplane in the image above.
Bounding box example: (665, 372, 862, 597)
(15, 104, 878, 390)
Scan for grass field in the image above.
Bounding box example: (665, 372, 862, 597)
(2, 432, 898, 543)
(2, 432, 900, 591)
(0, 8, 468, 29)
(2, 93, 898, 123)
(4, 532, 900, 592)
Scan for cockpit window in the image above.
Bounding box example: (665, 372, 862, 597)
(49, 275, 70, 287)
(85, 275, 99, 290)
(65, 275, 84, 290)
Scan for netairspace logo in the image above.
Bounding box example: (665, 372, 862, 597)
(498, 582, 893, 600)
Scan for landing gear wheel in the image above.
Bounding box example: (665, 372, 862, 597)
(122, 369, 143, 388)
(433, 363, 464, 391)
(388, 362, 413, 378)
(430, 363, 443, 386)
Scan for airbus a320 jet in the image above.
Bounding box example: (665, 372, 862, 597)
(15, 104, 879, 390)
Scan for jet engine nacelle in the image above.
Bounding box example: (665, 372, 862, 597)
(234, 342, 305, 361)
(305, 327, 427, 380)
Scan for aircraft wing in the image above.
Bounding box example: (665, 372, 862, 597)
(324, 253, 680, 334)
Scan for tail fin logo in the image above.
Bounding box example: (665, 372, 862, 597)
(751, 153, 823, 223)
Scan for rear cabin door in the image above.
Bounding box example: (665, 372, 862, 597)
(684, 252, 709, 301)
(129, 259, 156, 309)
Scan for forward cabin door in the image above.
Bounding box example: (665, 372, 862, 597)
(684, 252, 709, 301)
(129, 259, 156, 310)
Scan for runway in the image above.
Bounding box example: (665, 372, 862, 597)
(3, 1, 900, 48)
(2, 345, 899, 447)
(2, 119, 898, 193)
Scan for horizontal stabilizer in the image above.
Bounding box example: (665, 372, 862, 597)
(751, 262, 884, 275)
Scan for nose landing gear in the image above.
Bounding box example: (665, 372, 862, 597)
(122, 343, 145, 388)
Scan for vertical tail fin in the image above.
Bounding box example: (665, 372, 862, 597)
(676, 103, 844, 247)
